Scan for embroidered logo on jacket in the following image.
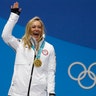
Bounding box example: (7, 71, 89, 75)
(42, 49, 48, 56)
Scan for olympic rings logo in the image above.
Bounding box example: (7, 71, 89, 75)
(68, 62, 96, 89)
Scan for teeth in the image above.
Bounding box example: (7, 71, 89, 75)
(34, 31, 38, 33)
(33, 31, 39, 35)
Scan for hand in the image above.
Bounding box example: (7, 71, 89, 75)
(11, 2, 21, 15)
(11, 2, 19, 9)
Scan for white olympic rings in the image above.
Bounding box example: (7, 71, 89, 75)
(68, 62, 96, 89)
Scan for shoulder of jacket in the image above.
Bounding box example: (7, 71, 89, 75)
(45, 41, 54, 49)
(17, 38, 22, 42)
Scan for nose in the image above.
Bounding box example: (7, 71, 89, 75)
(36, 26, 39, 30)
(36, 27, 41, 32)
(35, 26, 39, 31)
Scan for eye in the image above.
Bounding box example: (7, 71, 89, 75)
(32, 25, 36, 28)
(38, 26, 42, 28)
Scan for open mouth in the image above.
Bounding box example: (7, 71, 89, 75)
(33, 32, 39, 36)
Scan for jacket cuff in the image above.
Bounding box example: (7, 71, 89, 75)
(49, 93, 56, 96)
(11, 8, 21, 15)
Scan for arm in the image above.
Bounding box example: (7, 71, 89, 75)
(1, 2, 21, 50)
(47, 45, 56, 96)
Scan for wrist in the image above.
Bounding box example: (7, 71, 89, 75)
(11, 8, 21, 15)
(49, 93, 56, 96)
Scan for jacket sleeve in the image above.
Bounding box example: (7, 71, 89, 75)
(47, 45, 56, 96)
(1, 12, 20, 51)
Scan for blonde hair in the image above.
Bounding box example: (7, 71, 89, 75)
(22, 16, 45, 49)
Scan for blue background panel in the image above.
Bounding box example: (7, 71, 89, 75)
(0, 0, 96, 49)
(0, 0, 96, 96)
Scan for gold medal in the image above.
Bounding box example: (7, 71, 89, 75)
(34, 59, 42, 67)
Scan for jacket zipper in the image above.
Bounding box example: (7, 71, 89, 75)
(27, 53, 36, 96)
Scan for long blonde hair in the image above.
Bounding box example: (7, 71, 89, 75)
(22, 16, 45, 49)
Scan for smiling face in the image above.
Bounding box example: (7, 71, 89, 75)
(23, 17, 45, 48)
(30, 20, 42, 41)
(24, 16, 45, 46)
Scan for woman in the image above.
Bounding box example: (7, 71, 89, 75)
(2, 2, 56, 96)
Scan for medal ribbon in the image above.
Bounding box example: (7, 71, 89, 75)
(32, 40, 45, 59)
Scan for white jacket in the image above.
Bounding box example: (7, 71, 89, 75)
(1, 13, 56, 96)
